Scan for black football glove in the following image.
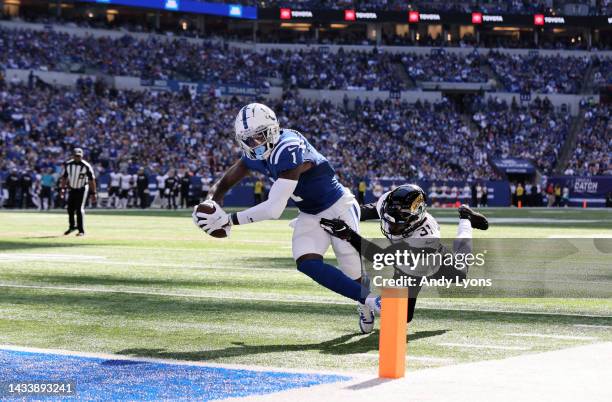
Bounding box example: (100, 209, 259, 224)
(320, 218, 353, 241)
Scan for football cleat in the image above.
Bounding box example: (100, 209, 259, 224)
(458, 205, 489, 230)
(76, 232, 86, 237)
(364, 294, 382, 315)
(64, 227, 77, 235)
(357, 302, 375, 334)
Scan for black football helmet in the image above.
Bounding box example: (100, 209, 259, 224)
(379, 184, 427, 240)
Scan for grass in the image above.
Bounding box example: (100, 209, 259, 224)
(0, 207, 611, 373)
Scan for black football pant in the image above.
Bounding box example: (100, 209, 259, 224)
(67, 187, 87, 233)
(167, 193, 177, 209)
(180, 190, 189, 208)
(138, 189, 148, 209)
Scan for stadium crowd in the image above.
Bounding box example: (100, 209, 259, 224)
(1, 26, 605, 93)
(0, 78, 496, 188)
(0, 16, 609, 210)
(282, 48, 403, 90)
(4, 72, 600, 210)
(471, 96, 571, 174)
(564, 104, 611, 176)
(401, 52, 489, 83)
(488, 52, 591, 94)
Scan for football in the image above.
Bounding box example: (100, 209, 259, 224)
(196, 202, 228, 238)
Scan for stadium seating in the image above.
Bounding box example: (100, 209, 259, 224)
(472, 96, 571, 173)
(565, 105, 611, 176)
(1, 26, 605, 94)
(0, 21, 609, 191)
(2, 78, 593, 185)
(488, 52, 590, 94)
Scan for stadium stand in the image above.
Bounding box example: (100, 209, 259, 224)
(471, 96, 571, 174)
(487, 52, 591, 94)
(1, 74, 600, 190)
(1, 25, 607, 94)
(0, 6, 609, 208)
(564, 105, 611, 176)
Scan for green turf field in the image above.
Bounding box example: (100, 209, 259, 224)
(0, 208, 611, 373)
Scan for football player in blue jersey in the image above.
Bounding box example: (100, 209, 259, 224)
(193, 103, 381, 333)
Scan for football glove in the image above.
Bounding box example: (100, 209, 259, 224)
(192, 201, 231, 234)
(320, 218, 353, 241)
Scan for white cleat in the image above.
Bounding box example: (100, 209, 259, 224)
(365, 294, 382, 315)
(357, 302, 375, 334)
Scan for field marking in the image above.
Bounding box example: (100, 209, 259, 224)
(507, 333, 599, 341)
(573, 324, 612, 329)
(548, 234, 612, 238)
(0, 344, 364, 378)
(436, 217, 602, 224)
(438, 342, 531, 351)
(0, 253, 295, 273)
(0, 283, 352, 305)
(2, 283, 611, 319)
(354, 353, 453, 363)
(0, 253, 107, 262)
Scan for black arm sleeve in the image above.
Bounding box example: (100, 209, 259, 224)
(347, 230, 386, 262)
(359, 203, 380, 221)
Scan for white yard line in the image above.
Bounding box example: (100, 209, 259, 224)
(0, 344, 363, 378)
(438, 342, 531, 351)
(548, 234, 612, 238)
(436, 217, 601, 224)
(0, 283, 351, 305)
(354, 353, 453, 363)
(1, 283, 611, 319)
(573, 324, 612, 329)
(0, 253, 107, 262)
(507, 333, 598, 341)
(0, 254, 295, 273)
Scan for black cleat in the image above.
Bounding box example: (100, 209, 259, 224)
(64, 227, 77, 236)
(458, 205, 489, 230)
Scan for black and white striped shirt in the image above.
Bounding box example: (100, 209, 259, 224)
(62, 159, 95, 189)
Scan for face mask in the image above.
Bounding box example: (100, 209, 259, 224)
(253, 144, 268, 160)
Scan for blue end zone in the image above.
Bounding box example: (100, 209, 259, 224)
(0, 349, 351, 400)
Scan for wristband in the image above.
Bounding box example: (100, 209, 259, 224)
(231, 212, 239, 225)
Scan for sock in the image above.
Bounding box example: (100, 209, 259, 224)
(298, 259, 368, 304)
(457, 218, 473, 239)
(454, 218, 473, 261)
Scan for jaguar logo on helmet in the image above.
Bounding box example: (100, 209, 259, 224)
(410, 194, 425, 213)
(234, 103, 281, 160)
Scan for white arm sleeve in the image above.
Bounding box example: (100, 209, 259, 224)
(236, 178, 298, 225)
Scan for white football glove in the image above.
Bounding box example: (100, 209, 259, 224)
(192, 201, 231, 235)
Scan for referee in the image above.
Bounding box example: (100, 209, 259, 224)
(60, 148, 97, 236)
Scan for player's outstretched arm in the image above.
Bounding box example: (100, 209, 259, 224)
(195, 162, 312, 232)
(320, 218, 385, 262)
(229, 162, 312, 225)
(359, 202, 380, 221)
(208, 159, 250, 206)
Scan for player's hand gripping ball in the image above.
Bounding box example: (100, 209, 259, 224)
(193, 201, 231, 238)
